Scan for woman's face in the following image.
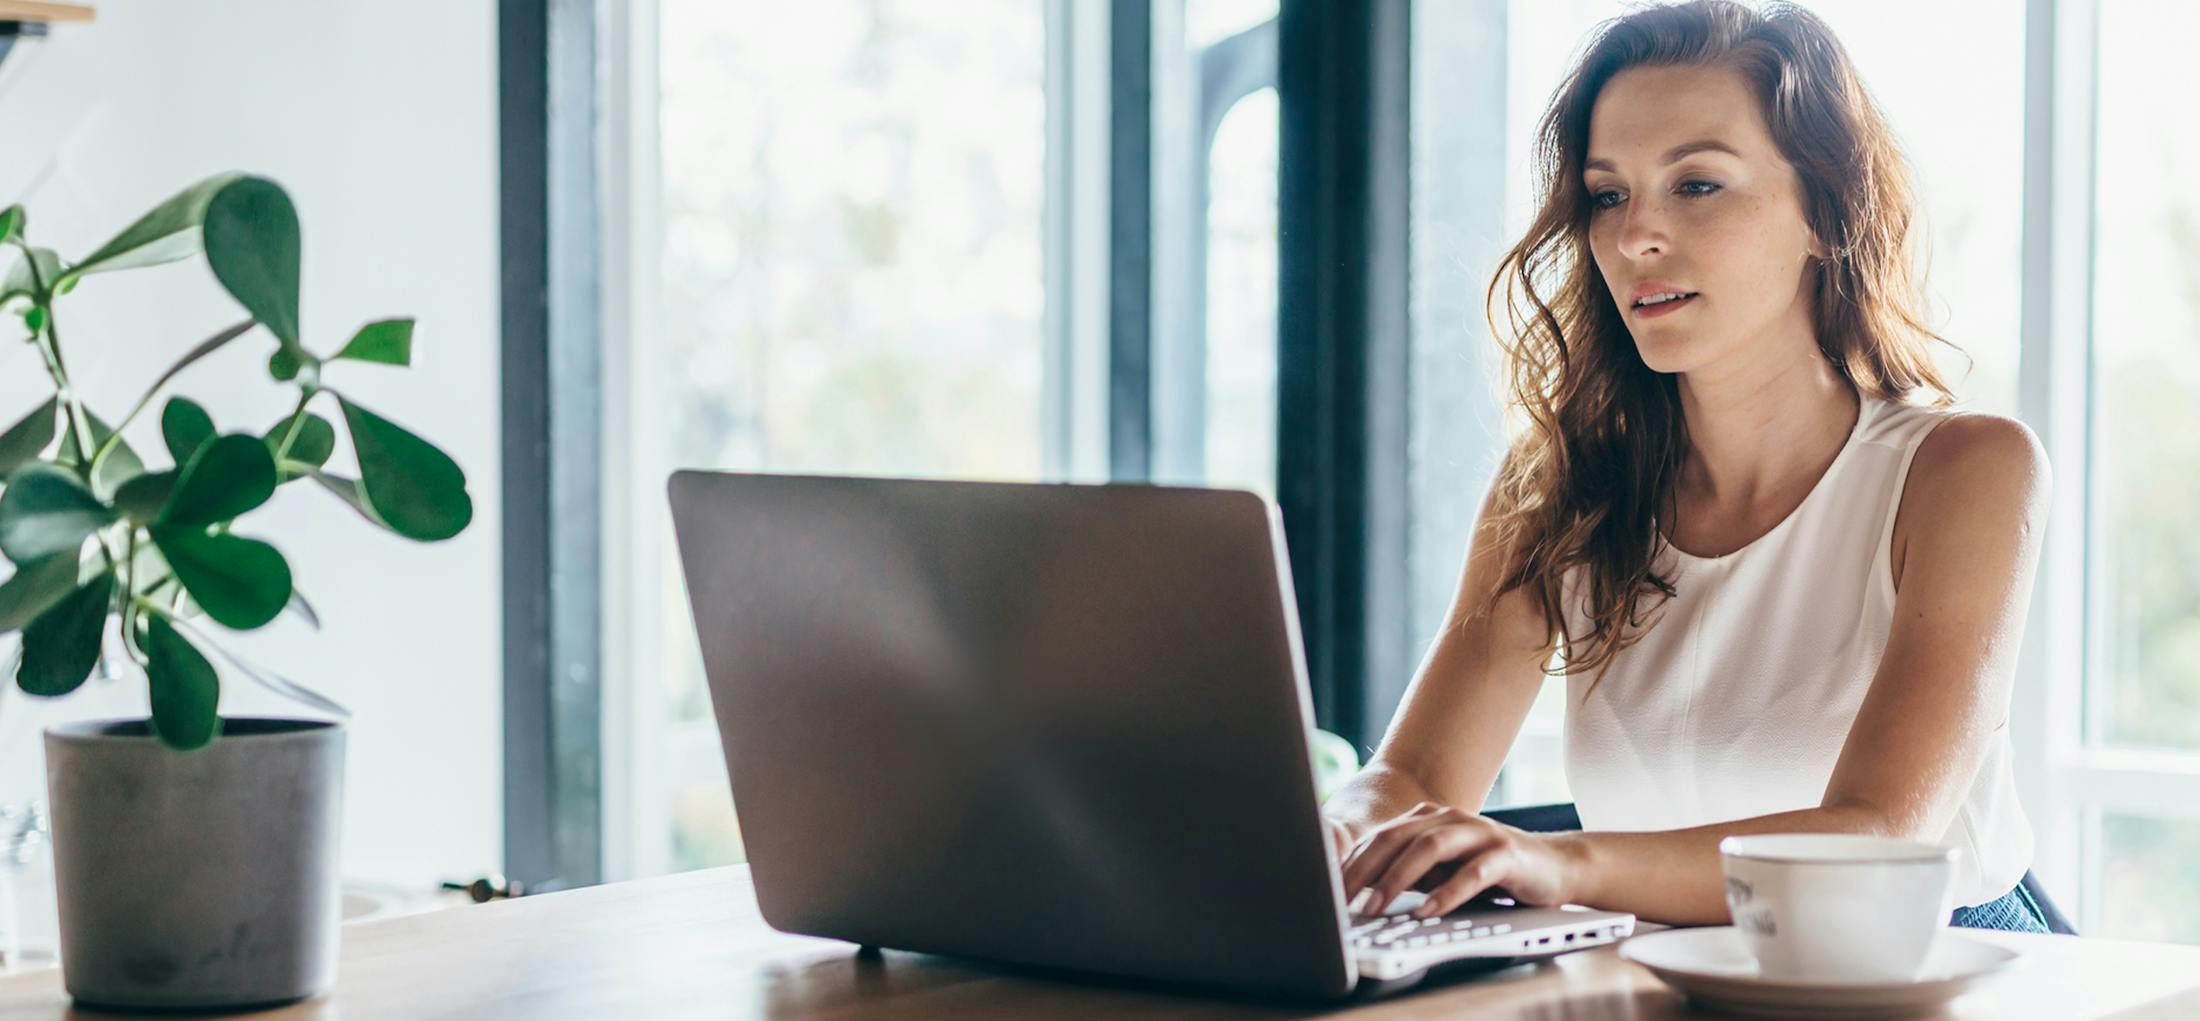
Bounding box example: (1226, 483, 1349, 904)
(1582, 63, 1826, 377)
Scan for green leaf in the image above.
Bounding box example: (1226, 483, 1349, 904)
(142, 614, 221, 750)
(0, 205, 21, 245)
(268, 347, 316, 383)
(148, 527, 291, 630)
(333, 318, 413, 366)
(265, 412, 335, 477)
(0, 465, 114, 564)
(159, 433, 276, 528)
(0, 552, 82, 632)
(161, 397, 215, 466)
(16, 570, 112, 696)
(338, 398, 471, 541)
(0, 398, 58, 476)
(202, 177, 300, 349)
(113, 470, 178, 524)
(60, 173, 246, 284)
(0, 247, 62, 307)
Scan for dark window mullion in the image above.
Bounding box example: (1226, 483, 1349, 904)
(500, 0, 603, 892)
(1277, 0, 1411, 749)
(1109, 0, 1154, 481)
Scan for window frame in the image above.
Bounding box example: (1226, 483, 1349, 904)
(2018, 0, 2200, 933)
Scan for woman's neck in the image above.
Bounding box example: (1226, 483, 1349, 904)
(1675, 341, 1860, 505)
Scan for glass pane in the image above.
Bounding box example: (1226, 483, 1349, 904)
(652, 0, 1049, 870)
(2099, 812, 2200, 944)
(660, 3, 1047, 481)
(1804, 2, 2024, 416)
(1412, 0, 1533, 802)
(1151, 3, 1279, 496)
(1203, 87, 1279, 499)
(2089, 0, 2200, 752)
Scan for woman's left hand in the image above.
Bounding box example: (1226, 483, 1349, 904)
(1340, 802, 1586, 918)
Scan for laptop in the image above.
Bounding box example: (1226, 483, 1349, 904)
(666, 470, 1636, 1001)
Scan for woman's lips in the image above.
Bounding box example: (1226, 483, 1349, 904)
(1632, 293, 1697, 319)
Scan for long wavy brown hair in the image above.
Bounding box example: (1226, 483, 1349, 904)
(1481, 0, 1961, 692)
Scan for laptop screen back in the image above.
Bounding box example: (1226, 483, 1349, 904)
(668, 472, 1355, 998)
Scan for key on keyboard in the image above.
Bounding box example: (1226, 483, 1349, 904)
(1350, 910, 1504, 949)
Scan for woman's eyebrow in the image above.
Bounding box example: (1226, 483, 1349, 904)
(1584, 138, 1741, 173)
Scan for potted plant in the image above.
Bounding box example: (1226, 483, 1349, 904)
(0, 174, 471, 1009)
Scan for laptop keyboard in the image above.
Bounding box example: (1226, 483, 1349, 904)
(1349, 912, 1513, 951)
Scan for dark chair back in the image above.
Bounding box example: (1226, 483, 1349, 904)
(1482, 802, 1582, 834)
(1480, 802, 2077, 936)
(2020, 870, 2077, 936)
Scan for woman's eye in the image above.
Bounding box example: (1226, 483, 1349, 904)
(1588, 180, 1720, 211)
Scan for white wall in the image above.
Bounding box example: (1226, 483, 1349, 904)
(0, 0, 502, 888)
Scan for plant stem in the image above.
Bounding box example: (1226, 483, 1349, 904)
(273, 387, 320, 462)
(27, 316, 92, 464)
(129, 594, 171, 626)
(15, 256, 96, 474)
(28, 322, 123, 578)
(119, 528, 149, 667)
(25, 255, 148, 603)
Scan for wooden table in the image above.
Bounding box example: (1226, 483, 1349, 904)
(1, 865, 2195, 1019)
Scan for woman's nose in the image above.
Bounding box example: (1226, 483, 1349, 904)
(1617, 204, 1668, 258)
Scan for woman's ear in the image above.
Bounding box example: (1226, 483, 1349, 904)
(1805, 227, 1834, 263)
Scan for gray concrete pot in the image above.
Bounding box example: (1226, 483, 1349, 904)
(43, 717, 345, 1010)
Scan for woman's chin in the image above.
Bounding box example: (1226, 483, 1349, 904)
(1632, 338, 1702, 376)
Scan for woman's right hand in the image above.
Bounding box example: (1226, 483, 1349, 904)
(1323, 815, 1357, 862)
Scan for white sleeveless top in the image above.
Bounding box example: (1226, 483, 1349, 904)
(1560, 395, 2033, 908)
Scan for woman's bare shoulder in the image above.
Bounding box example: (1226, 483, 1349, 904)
(1904, 410, 2051, 535)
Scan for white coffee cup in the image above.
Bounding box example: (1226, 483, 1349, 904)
(1718, 833, 1960, 983)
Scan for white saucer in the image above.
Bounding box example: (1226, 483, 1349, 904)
(1619, 926, 2023, 1018)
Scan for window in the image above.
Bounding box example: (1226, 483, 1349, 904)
(2079, 0, 2200, 942)
(609, 0, 1053, 877)
(593, 3, 2200, 948)
(2089, 0, 2200, 756)
(607, 0, 1279, 880)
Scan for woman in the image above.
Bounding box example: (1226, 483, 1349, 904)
(1320, 0, 2052, 932)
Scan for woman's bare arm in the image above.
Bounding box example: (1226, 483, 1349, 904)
(1323, 476, 1558, 843)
